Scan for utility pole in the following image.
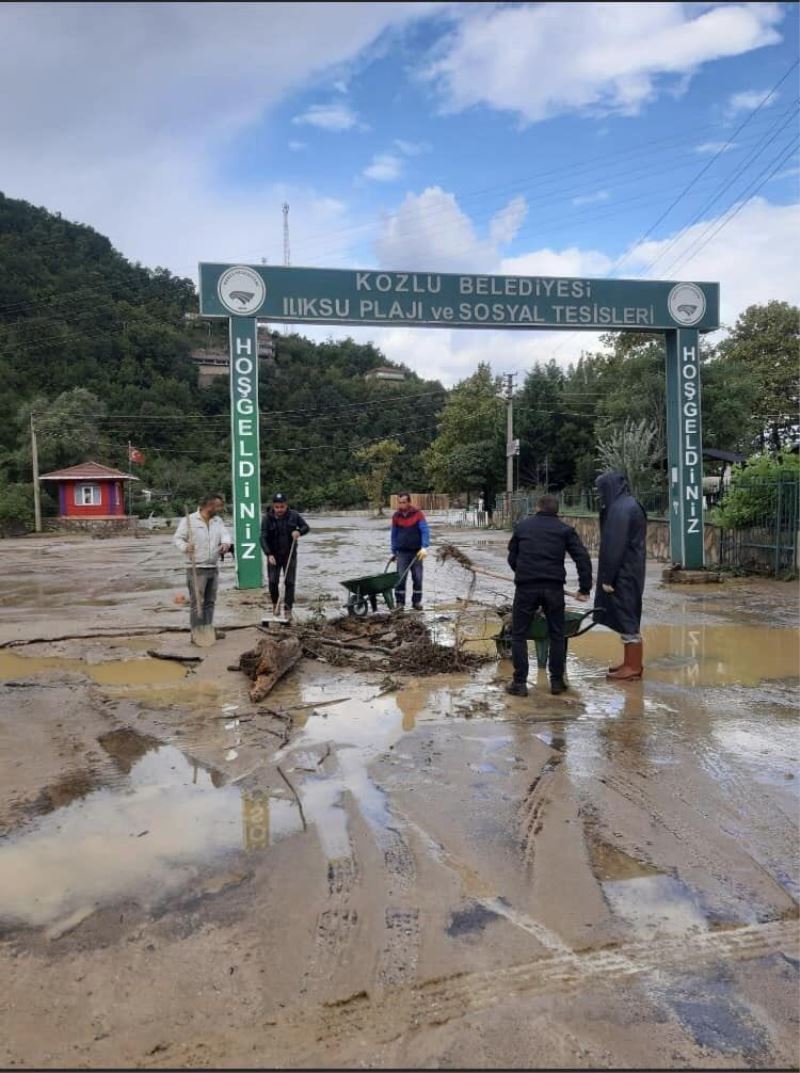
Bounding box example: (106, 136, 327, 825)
(504, 372, 516, 498)
(30, 413, 42, 533)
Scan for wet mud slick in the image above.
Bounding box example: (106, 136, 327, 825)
(0, 519, 798, 1069)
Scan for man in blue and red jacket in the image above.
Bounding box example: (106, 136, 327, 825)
(390, 492, 430, 610)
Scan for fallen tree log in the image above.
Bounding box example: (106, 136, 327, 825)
(237, 635, 303, 702)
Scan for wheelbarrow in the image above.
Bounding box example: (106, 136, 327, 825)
(341, 557, 415, 617)
(494, 606, 600, 668)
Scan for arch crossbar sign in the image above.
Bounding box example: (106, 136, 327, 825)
(199, 263, 719, 588)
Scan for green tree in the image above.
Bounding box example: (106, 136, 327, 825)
(354, 439, 405, 515)
(596, 417, 663, 499)
(424, 363, 505, 498)
(713, 301, 799, 452)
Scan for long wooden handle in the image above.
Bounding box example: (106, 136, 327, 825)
(185, 509, 202, 619)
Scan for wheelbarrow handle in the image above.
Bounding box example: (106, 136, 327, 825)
(572, 607, 602, 636)
(383, 557, 395, 573)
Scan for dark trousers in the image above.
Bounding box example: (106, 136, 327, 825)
(267, 554, 298, 610)
(187, 567, 219, 627)
(511, 585, 566, 683)
(394, 550, 423, 607)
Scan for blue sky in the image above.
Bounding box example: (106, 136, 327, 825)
(1, 1, 798, 382)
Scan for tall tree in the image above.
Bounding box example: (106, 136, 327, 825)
(423, 363, 505, 498)
(354, 439, 405, 515)
(713, 301, 799, 451)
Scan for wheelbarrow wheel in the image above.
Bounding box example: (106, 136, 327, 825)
(347, 595, 370, 618)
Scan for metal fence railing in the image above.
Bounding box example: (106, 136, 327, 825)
(493, 487, 670, 526)
(716, 478, 799, 577)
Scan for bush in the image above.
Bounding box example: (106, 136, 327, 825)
(0, 482, 35, 536)
(713, 454, 800, 528)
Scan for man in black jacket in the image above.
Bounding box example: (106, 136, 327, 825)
(260, 493, 310, 623)
(507, 494, 592, 696)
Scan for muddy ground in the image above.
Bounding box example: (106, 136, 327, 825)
(0, 516, 798, 1069)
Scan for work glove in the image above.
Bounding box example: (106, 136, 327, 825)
(575, 592, 589, 603)
(416, 548, 428, 561)
(601, 583, 615, 594)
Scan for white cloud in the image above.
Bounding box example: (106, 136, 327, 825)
(374, 187, 529, 272)
(363, 152, 403, 182)
(489, 195, 527, 245)
(292, 102, 364, 131)
(623, 197, 800, 330)
(0, 2, 435, 276)
(694, 141, 737, 155)
(572, 190, 610, 207)
(288, 140, 307, 151)
(727, 87, 779, 117)
(424, 2, 784, 124)
(394, 138, 429, 156)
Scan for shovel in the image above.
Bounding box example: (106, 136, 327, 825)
(186, 509, 216, 648)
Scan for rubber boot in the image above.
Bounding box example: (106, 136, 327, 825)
(606, 642, 643, 681)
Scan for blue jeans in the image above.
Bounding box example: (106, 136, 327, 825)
(394, 550, 423, 608)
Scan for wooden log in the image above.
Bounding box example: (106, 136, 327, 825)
(237, 635, 303, 703)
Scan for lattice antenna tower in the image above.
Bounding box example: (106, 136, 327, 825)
(282, 202, 291, 267)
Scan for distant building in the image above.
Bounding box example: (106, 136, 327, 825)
(191, 330, 277, 387)
(365, 366, 406, 382)
(38, 461, 138, 528)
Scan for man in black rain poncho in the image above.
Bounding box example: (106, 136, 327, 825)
(594, 471, 647, 681)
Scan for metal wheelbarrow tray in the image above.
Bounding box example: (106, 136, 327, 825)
(494, 606, 600, 667)
(341, 560, 406, 616)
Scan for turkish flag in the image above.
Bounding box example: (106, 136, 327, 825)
(128, 446, 145, 464)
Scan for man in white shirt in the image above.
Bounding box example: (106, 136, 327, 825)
(173, 493, 233, 636)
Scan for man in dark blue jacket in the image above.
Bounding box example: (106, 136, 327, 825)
(260, 493, 310, 623)
(507, 494, 592, 696)
(390, 492, 430, 610)
(594, 471, 647, 680)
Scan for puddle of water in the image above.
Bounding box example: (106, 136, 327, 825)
(281, 674, 480, 859)
(0, 740, 301, 930)
(588, 840, 663, 882)
(0, 650, 187, 686)
(603, 874, 709, 938)
(572, 625, 799, 687)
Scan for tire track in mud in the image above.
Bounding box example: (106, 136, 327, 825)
(518, 755, 563, 867)
(595, 768, 795, 911)
(300, 918, 799, 1045)
(372, 825, 422, 993)
(301, 854, 361, 1001)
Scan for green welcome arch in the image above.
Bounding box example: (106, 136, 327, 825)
(199, 263, 719, 589)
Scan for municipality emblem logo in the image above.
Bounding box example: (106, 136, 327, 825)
(218, 266, 266, 316)
(667, 282, 706, 327)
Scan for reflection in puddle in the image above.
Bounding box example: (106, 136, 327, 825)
(285, 675, 482, 859)
(572, 625, 799, 687)
(0, 650, 187, 686)
(0, 741, 300, 929)
(603, 874, 709, 938)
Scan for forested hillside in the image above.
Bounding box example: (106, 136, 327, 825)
(0, 192, 443, 517)
(2, 191, 796, 530)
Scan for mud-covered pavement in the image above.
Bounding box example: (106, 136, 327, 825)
(1, 517, 798, 1069)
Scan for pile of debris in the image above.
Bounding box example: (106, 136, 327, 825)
(298, 613, 490, 675)
(298, 609, 489, 673)
(234, 612, 491, 700)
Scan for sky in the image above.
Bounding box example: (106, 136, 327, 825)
(1, 1, 798, 385)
